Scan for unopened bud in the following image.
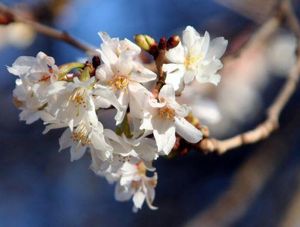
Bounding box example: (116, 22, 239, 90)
(158, 37, 167, 50)
(0, 12, 14, 25)
(134, 34, 156, 51)
(80, 67, 91, 82)
(167, 35, 180, 50)
(58, 62, 85, 80)
(92, 56, 101, 69)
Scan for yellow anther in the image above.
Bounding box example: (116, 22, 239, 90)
(109, 75, 129, 91)
(71, 124, 91, 146)
(184, 53, 204, 70)
(159, 106, 175, 120)
(70, 88, 87, 108)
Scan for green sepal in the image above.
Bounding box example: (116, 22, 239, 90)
(115, 114, 133, 138)
(58, 62, 85, 80)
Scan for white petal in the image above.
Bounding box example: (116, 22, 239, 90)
(133, 190, 146, 210)
(159, 84, 175, 101)
(47, 81, 67, 96)
(113, 58, 134, 76)
(118, 90, 129, 108)
(59, 128, 72, 151)
(91, 134, 112, 160)
(98, 32, 111, 43)
(100, 44, 118, 65)
(7, 56, 37, 76)
(128, 82, 152, 119)
(123, 38, 141, 54)
(70, 144, 86, 162)
(93, 85, 126, 124)
(135, 138, 158, 161)
(165, 42, 185, 63)
(152, 118, 176, 155)
(130, 66, 157, 83)
(207, 37, 228, 59)
(175, 117, 202, 143)
(163, 63, 185, 91)
(115, 183, 132, 201)
(199, 31, 210, 57)
(182, 26, 200, 48)
(183, 70, 195, 84)
(20, 110, 40, 124)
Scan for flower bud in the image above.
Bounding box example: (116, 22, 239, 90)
(158, 37, 167, 50)
(92, 56, 101, 69)
(135, 34, 156, 51)
(167, 35, 180, 50)
(80, 67, 91, 81)
(0, 12, 14, 25)
(58, 62, 85, 80)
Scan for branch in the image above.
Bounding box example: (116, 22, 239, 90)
(0, 3, 97, 55)
(198, 0, 300, 154)
(152, 48, 167, 97)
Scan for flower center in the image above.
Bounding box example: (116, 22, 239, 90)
(184, 54, 204, 70)
(109, 75, 129, 91)
(136, 161, 147, 176)
(117, 154, 131, 163)
(71, 124, 91, 146)
(38, 74, 51, 82)
(159, 106, 175, 120)
(13, 96, 23, 108)
(70, 88, 87, 108)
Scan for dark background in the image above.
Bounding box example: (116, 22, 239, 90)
(1, 0, 300, 226)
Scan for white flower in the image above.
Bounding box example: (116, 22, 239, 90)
(59, 120, 112, 162)
(12, 79, 53, 124)
(8, 51, 58, 86)
(114, 161, 158, 212)
(96, 56, 156, 122)
(8, 52, 59, 123)
(141, 85, 202, 155)
(90, 129, 158, 179)
(98, 32, 141, 65)
(44, 77, 98, 131)
(89, 129, 158, 211)
(163, 26, 227, 91)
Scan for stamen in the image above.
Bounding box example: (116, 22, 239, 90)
(136, 161, 147, 176)
(70, 88, 87, 108)
(109, 75, 129, 91)
(71, 124, 91, 145)
(159, 106, 175, 120)
(184, 53, 204, 70)
(38, 74, 50, 82)
(13, 96, 23, 108)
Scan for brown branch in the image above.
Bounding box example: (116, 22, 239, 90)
(0, 3, 97, 55)
(152, 48, 167, 97)
(198, 0, 300, 154)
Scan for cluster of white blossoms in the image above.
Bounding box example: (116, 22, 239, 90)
(8, 26, 227, 212)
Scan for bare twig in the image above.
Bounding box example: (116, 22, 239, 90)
(152, 49, 167, 97)
(198, 0, 300, 154)
(0, 3, 97, 55)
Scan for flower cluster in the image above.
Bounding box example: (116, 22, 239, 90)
(8, 26, 227, 211)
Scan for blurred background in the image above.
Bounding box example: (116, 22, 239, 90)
(1, 0, 300, 226)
